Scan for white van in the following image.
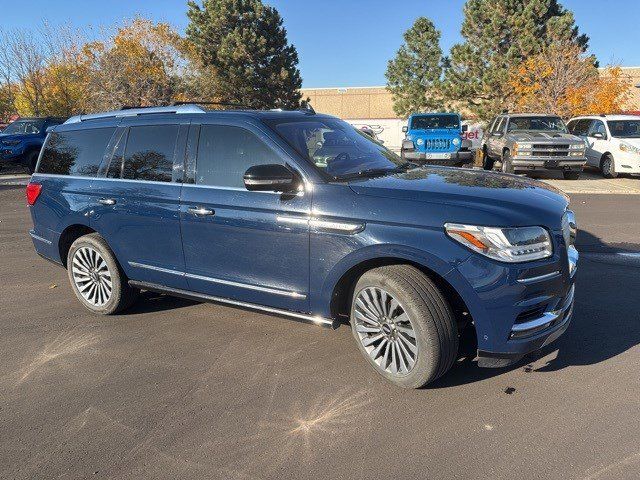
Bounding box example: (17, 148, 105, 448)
(567, 115, 640, 178)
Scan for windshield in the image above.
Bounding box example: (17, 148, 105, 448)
(411, 115, 459, 130)
(2, 119, 45, 135)
(266, 117, 405, 179)
(507, 116, 567, 132)
(607, 120, 640, 138)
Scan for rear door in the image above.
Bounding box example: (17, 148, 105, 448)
(179, 120, 311, 312)
(90, 117, 189, 289)
(586, 119, 608, 166)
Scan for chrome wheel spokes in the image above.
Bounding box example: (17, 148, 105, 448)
(71, 246, 112, 307)
(354, 287, 417, 376)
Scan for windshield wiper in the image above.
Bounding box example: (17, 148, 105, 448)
(333, 163, 416, 181)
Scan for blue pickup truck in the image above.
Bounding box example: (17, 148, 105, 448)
(401, 113, 473, 167)
(0, 117, 66, 173)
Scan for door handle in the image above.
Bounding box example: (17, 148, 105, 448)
(188, 206, 215, 216)
(98, 198, 116, 205)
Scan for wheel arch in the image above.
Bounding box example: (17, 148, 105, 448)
(58, 224, 97, 268)
(599, 151, 613, 167)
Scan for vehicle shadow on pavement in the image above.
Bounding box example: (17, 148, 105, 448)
(429, 229, 640, 388)
(123, 291, 198, 315)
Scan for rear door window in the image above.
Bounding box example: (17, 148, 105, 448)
(195, 125, 282, 188)
(37, 128, 116, 176)
(122, 125, 179, 182)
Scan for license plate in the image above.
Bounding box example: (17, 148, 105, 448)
(424, 153, 451, 160)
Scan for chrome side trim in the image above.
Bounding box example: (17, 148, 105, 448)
(128, 261, 306, 299)
(517, 270, 561, 284)
(511, 285, 575, 335)
(276, 215, 310, 225)
(277, 216, 365, 234)
(29, 231, 52, 245)
(128, 280, 336, 328)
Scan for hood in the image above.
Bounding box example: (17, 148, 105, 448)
(508, 131, 582, 144)
(348, 167, 569, 229)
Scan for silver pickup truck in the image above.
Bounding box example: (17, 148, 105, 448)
(480, 113, 587, 179)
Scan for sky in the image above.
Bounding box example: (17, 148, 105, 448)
(1, 0, 638, 88)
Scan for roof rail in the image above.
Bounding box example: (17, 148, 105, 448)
(171, 100, 251, 109)
(64, 105, 206, 124)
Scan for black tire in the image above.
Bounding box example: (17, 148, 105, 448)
(501, 150, 514, 174)
(601, 155, 617, 179)
(562, 170, 581, 180)
(25, 150, 39, 174)
(350, 265, 458, 389)
(67, 233, 139, 315)
(482, 148, 494, 171)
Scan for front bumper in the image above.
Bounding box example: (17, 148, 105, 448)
(448, 233, 578, 368)
(512, 156, 586, 170)
(403, 149, 473, 165)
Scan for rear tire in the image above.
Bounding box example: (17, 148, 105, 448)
(601, 155, 617, 178)
(501, 150, 514, 174)
(482, 148, 494, 171)
(67, 233, 139, 315)
(563, 170, 581, 180)
(350, 265, 458, 389)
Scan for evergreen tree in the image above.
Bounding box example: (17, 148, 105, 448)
(385, 17, 444, 118)
(186, 0, 302, 109)
(443, 0, 589, 121)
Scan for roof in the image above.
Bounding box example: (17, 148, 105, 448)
(570, 114, 640, 121)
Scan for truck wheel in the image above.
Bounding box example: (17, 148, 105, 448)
(26, 150, 39, 174)
(601, 155, 617, 179)
(350, 265, 458, 389)
(67, 233, 139, 315)
(501, 150, 514, 174)
(482, 148, 494, 170)
(563, 170, 581, 180)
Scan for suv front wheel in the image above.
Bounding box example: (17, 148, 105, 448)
(67, 233, 139, 315)
(350, 265, 458, 388)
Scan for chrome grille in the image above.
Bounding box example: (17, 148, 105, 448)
(532, 144, 570, 157)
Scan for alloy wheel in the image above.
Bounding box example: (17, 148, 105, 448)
(353, 287, 418, 376)
(71, 246, 113, 307)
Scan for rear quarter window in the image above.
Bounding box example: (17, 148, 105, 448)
(37, 128, 116, 176)
(121, 125, 179, 183)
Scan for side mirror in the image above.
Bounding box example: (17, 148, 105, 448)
(461, 124, 468, 132)
(243, 164, 300, 193)
(402, 126, 408, 133)
(401, 139, 415, 151)
(592, 132, 606, 140)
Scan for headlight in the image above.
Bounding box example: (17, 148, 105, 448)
(515, 142, 532, 149)
(452, 137, 461, 147)
(416, 138, 424, 146)
(619, 142, 640, 155)
(1, 139, 21, 146)
(569, 144, 584, 150)
(444, 223, 553, 263)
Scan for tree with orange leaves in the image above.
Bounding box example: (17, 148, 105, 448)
(511, 41, 632, 118)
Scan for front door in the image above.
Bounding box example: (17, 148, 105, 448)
(586, 119, 608, 166)
(179, 122, 311, 312)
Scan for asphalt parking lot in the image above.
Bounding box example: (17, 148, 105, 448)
(2, 183, 640, 479)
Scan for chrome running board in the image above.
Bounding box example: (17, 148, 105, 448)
(128, 280, 338, 329)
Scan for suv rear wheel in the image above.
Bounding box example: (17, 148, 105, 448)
(67, 233, 138, 315)
(350, 265, 458, 388)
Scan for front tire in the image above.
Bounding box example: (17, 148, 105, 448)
(350, 265, 458, 389)
(482, 148, 494, 171)
(67, 233, 138, 315)
(501, 150, 514, 174)
(601, 155, 617, 178)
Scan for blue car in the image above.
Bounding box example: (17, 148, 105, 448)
(401, 112, 473, 167)
(27, 105, 577, 388)
(0, 117, 66, 173)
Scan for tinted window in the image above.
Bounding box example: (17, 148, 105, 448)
(122, 125, 178, 182)
(588, 120, 607, 137)
(410, 115, 459, 130)
(608, 120, 640, 138)
(3, 119, 45, 135)
(492, 117, 505, 133)
(568, 119, 592, 136)
(507, 116, 567, 132)
(38, 128, 116, 176)
(196, 125, 282, 188)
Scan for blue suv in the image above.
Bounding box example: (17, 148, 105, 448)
(27, 105, 578, 388)
(0, 117, 65, 173)
(401, 113, 473, 166)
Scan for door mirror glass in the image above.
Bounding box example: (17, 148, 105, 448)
(401, 139, 415, 151)
(461, 124, 468, 132)
(243, 164, 300, 192)
(402, 126, 408, 133)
